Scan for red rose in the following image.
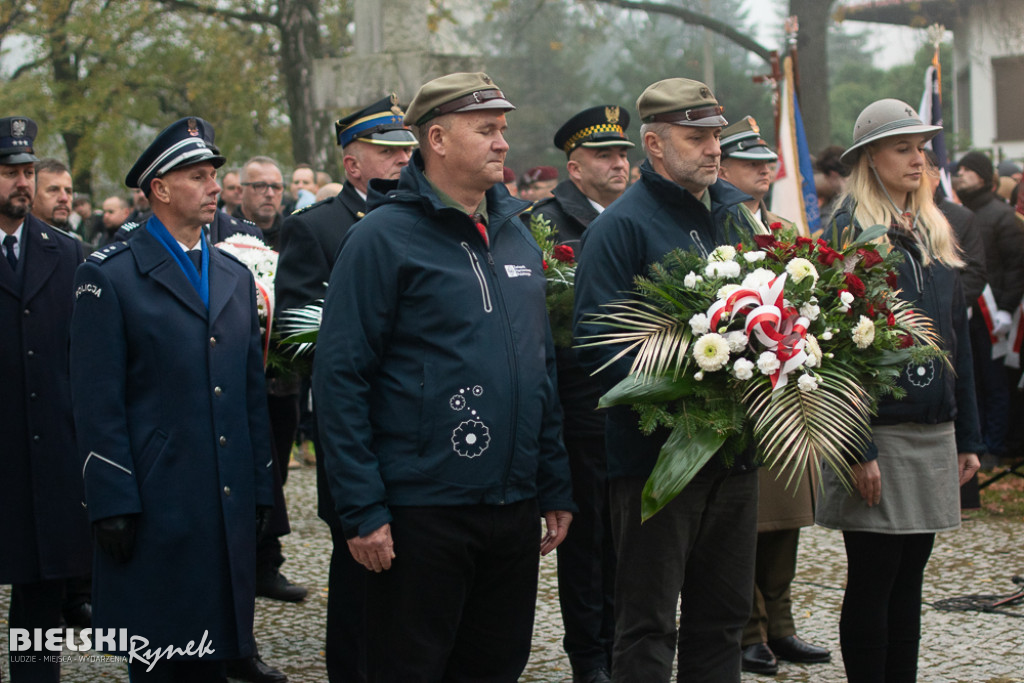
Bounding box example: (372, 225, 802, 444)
(816, 245, 842, 267)
(857, 248, 884, 269)
(885, 271, 898, 289)
(796, 236, 814, 251)
(553, 244, 575, 263)
(753, 234, 777, 249)
(887, 311, 896, 327)
(769, 222, 783, 232)
(844, 273, 866, 298)
(898, 333, 914, 348)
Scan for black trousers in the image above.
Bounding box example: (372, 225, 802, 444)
(366, 501, 540, 683)
(256, 392, 299, 579)
(8, 579, 63, 683)
(609, 469, 758, 683)
(556, 434, 614, 673)
(326, 525, 368, 683)
(840, 531, 935, 683)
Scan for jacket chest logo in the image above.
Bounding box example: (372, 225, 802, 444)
(504, 264, 531, 278)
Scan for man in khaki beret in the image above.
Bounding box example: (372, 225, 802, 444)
(313, 72, 574, 682)
(573, 78, 765, 682)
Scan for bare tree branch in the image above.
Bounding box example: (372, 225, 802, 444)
(151, 0, 276, 27)
(585, 0, 773, 63)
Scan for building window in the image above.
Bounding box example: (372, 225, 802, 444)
(993, 55, 1024, 142)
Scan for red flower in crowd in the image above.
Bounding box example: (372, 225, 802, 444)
(796, 236, 814, 252)
(898, 333, 914, 348)
(542, 259, 548, 271)
(553, 244, 576, 263)
(844, 273, 867, 298)
(887, 311, 896, 327)
(866, 303, 875, 317)
(885, 271, 899, 289)
(769, 222, 783, 232)
(857, 248, 884, 269)
(754, 234, 777, 249)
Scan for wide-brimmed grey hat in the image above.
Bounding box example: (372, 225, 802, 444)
(841, 99, 941, 164)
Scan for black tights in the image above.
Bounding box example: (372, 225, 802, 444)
(840, 531, 935, 683)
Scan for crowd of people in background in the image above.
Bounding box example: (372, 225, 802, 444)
(3, 66, 1023, 683)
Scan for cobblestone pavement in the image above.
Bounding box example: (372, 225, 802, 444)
(3, 464, 1022, 682)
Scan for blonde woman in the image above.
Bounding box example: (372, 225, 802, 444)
(816, 99, 982, 683)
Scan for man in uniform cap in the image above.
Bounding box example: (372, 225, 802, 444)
(313, 72, 574, 681)
(1, 116, 91, 683)
(717, 116, 832, 674)
(574, 78, 765, 682)
(70, 116, 275, 682)
(520, 165, 559, 202)
(275, 93, 417, 683)
(528, 103, 634, 683)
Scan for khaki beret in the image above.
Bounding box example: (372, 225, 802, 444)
(405, 72, 516, 127)
(636, 78, 727, 128)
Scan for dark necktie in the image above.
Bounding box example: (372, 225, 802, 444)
(3, 234, 17, 271)
(186, 248, 202, 272)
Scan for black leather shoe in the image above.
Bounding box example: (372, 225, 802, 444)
(767, 635, 831, 663)
(573, 667, 611, 683)
(255, 572, 308, 602)
(63, 602, 92, 628)
(741, 643, 779, 675)
(225, 654, 288, 683)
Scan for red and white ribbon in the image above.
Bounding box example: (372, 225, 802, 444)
(707, 274, 809, 390)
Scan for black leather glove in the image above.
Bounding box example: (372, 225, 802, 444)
(255, 506, 274, 540)
(93, 515, 137, 563)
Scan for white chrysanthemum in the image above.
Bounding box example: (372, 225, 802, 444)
(797, 373, 819, 392)
(684, 271, 698, 288)
(785, 257, 818, 284)
(804, 335, 822, 367)
(800, 301, 820, 320)
(689, 313, 711, 335)
(852, 315, 876, 349)
(840, 291, 855, 305)
(704, 260, 742, 279)
(693, 333, 731, 371)
(757, 351, 780, 375)
(743, 250, 767, 263)
(732, 357, 755, 380)
(724, 331, 749, 353)
(711, 245, 737, 262)
(717, 284, 741, 300)
(742, 267, 776, 290)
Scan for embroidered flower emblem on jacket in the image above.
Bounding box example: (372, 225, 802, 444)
(905, 359, 935, 388)
(452, 420, 491, 458)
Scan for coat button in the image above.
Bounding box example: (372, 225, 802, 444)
(219, 436, 227, 446)
(23, 308, 30, 316)
(223, 486, 231, 496)
(33, 435, 40, 442)
(214, 386, 222, 396)
(210, 337, 217, 348)
(30, 392, 37, 400)
(26, 350, 34, 357)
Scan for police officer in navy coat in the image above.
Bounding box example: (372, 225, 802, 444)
(275, 94, 416, 683)
(70, 117, 275, 682)
(1, 116, 91, 683)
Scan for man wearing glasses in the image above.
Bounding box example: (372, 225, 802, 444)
(236, 157, 286, 249)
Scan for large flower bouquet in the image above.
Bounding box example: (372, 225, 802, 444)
(215, 234, 278, 366)
(580, 222, 946, 520)
(528, 213, 577, 347)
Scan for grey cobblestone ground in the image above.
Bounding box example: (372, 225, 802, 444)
(3, 464, 1022, 682)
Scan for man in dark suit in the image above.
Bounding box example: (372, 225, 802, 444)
(70, 117, 275, 682)
(274, 94, 416, 683)
(1, 116, 91, 683)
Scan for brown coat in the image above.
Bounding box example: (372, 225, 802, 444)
(756, 461, 816, 532)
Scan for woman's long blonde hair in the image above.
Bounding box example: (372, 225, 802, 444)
(840, 142, 964, 268)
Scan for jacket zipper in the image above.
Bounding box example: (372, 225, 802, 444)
(460, 241, 493, 313)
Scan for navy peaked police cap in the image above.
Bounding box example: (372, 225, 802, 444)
(0, 116, 39, 165)
(126, 117, 225, 192)
(335, 94, 417, 148)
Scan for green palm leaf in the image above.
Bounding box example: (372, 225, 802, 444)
(577, 299, 692, 379)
